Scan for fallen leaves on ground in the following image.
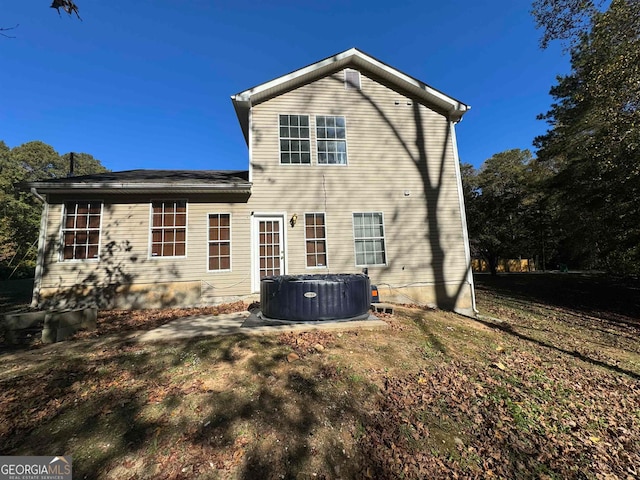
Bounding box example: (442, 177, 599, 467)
(361, 350, 640, 479)
(1, 275, 640, 479)
(278, 330, 338, 357)
(74, 301, 249, 340)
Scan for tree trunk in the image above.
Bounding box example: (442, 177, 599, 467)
(485, 254, 499, 276)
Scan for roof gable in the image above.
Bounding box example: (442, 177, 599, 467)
(231, 48, 470, 143)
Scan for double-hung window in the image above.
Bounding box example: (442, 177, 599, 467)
(304, 213, 327, 268)
(208, 213, 231, 271)
(353, 212, 386, 266)
(61, 201, 102, 260)
(150, 200, 187, 257)
(279, 114, 310, 164)
(316, 115, 347, 165)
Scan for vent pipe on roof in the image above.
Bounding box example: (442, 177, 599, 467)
(68, 152, 74, 177)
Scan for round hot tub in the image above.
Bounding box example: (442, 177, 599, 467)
(260, 274, 371, 321)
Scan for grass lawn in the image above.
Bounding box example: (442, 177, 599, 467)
(0, 273, 638, 479)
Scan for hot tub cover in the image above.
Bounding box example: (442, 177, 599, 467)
(260, 274, 371, 321)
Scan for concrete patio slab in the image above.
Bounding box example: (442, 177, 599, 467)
(136, 311, 388, 343)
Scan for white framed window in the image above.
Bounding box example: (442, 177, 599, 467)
(316, 115, 347, 165)
(208, 213, 231, 271)
(304, 213, 327, 268)
(279, 114, 311, 164)
(353, 212, 386, 266)
(150, 200, 187, 257)
(61, 201, 102, 261)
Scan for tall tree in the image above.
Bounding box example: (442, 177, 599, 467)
(534, 0, 640, 273)
(531, 0, 606, 48)
(0, 141, 16, 263)
(462, 149, 551, 275)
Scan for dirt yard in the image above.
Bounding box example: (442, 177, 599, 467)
(0, 273, 638, 479)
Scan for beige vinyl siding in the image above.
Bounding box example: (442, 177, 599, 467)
(248, 69, 469, 290)
(36, 66, 472, 310)
(40, 194, 252, 298)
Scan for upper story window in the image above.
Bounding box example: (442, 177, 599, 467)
(279, 114, 311, 164)
(208, 213, 231, 271)
(353, 212, 386, 266)
(61, 201, 102, 260)
(304, 213, 327, 268)
(150, 200, 187, 257)
(316, 116, 347, 165)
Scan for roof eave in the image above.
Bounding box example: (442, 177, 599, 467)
(231, 48, 470, 134)
(231, 98, 251, 145)
(27, 182, 252, 195)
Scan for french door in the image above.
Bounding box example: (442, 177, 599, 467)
(253, 216, 285, 290)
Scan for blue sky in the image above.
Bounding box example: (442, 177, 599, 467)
(1, 1, 570, 171)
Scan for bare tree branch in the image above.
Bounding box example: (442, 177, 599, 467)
(1, 1, 81, 39)
(50, 0, 82, 20)
(0, 24, 19, 38)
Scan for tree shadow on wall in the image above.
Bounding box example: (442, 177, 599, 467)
(249, 67, 472, 311)
(36, 212, 186, 310)
(327, 72, 472, 311)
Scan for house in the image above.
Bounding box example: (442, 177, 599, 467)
(27, 48, 476, 315)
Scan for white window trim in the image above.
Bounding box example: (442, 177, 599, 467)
(352, 211, 387, 267)
(59, 200, 104, 262)
(304, 212, 329, 269)
(206, 212, 232, 273)
(315, 115, 348, 166)
(278, 113, 312, 166)
(148, 199, 188, 260)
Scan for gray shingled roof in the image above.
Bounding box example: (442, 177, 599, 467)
(27, 169, 251, 194)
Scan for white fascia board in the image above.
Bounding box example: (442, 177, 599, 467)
(350, 51, 470, 116)
(232, 48, 359, 103)
(231, 48, 470, 118)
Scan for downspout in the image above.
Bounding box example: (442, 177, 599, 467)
(247, 104, 253, 184)
(30, 187, 48, 308)
(449, 117, 479, 315)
